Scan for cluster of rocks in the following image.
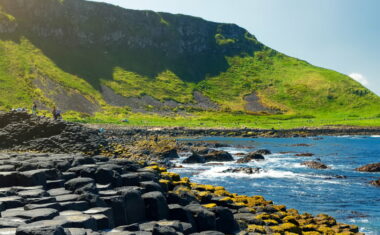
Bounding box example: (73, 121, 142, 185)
(0, 112, 107, 154)
(0, 152, 245, 235)
(355, 163, 380, 187)
(182, 151, 233, 164)
(98, 125, 380, 139)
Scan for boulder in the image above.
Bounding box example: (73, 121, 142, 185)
(203, 151, 234, 162)
(253, 149, 271, 155)
(356, 163, 380, 172)
(236, 152, 265, 163)
(183, 153, 205, 164)
(159, 149, 179, 159)
(301, 161, 329, 169)
(142, 191, 169, 221)
(370, 179, 380, 186)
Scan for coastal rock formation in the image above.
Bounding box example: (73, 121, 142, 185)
(295, 153, 315, 157)
(0, 111, 107, 153)
(370, 179, 380, 186)
(203, 150, 234, 162)
(0, 151, 363, 234)
(236, 152, 265, 163)
(356, 163, 380, 172)
(182, 152, 206, 164)
(254, 149, 272, 155)
(183, 150, 233, 164)
(301, 161, 330, 169)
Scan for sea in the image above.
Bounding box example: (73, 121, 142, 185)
(171, 135, 380, 234)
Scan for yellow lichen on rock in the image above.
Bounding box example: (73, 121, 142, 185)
(202, 203, 217, 208)
(270, 222, 301, 234)
(247, 224, 266, 233)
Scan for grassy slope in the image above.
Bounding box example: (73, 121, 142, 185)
(1, 38, 379, 128)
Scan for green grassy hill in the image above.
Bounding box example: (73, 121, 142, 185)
(0, 0, 379, 127)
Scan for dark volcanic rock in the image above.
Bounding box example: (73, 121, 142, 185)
(0, 111, 107, 153)
(253, 149, 271, 155)
(301, 161, 329, 169)
(236, 152, 265, 163)
(183, 153, 206, 164)
(142, 191, 169, 221)
(203, 151, 234, 162)
(356, 163, 380, 172)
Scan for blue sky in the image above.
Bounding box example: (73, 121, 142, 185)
(90, 0, 380, 96)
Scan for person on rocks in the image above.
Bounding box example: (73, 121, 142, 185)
(32, 102, 37, 115)
(52, 106, 62, 120)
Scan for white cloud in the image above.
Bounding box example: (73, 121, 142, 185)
(349, 73, 369, 86)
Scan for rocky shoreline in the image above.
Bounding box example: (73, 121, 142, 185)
(86, 124, 380, 139)
(0, 112, 368, 234)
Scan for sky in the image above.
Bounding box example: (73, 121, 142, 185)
(90, 0, 380, 96)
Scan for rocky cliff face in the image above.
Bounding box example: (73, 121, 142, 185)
(0, 0, 263, 84)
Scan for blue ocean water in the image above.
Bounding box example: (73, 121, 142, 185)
(171, 136, 380, 234)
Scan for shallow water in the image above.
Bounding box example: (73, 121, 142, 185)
(171, 136, 380, 234)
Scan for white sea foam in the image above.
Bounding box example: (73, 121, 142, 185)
(370, 135, 380, 138)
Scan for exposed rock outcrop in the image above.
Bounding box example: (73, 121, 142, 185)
(356, 163, 380, 172)
(0, 111, 107, 153)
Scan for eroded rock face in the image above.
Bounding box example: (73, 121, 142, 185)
(356, 163, 380, 172)
(0, 111, 107, 153)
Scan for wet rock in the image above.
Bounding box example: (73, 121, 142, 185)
(203, 151, 234, 162)
(370, 178, 380, 186)
(236, 152, 264, 163)
(294, 153, 314, 157)
(253, 149, 271, 155)
(301, 161, 329, 169)
(221, 167, 262, 175)
(183, 153, 205, 164)
(356, 163, 380, 172)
